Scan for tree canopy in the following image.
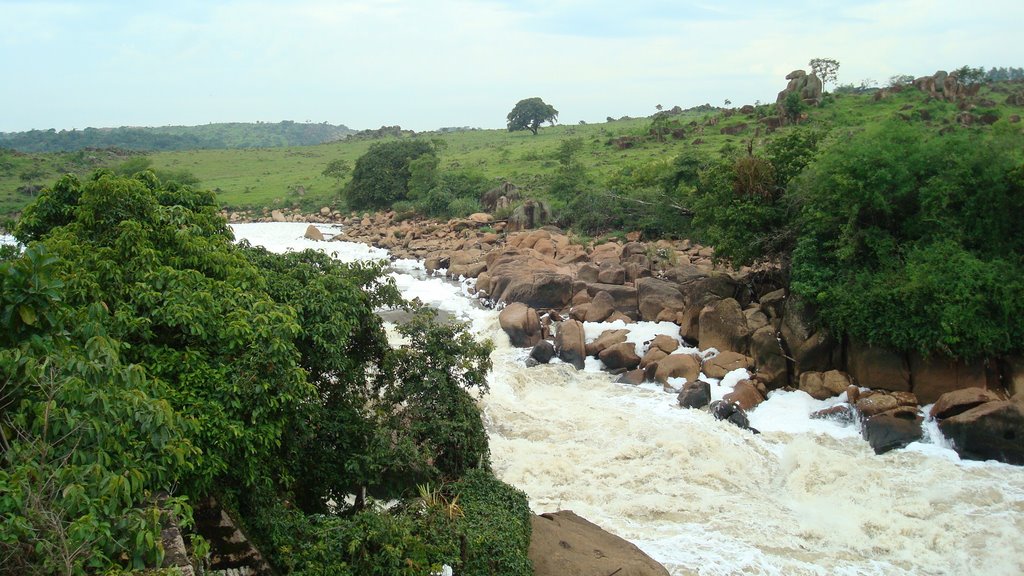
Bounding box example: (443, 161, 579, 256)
(507, 97, 558, 135)
(345, 140, 436, 210)
(809, 57, 840, 89)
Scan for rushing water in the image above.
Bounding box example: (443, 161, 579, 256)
(232, 222, 1024, 576)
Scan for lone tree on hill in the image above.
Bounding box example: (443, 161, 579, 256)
(809, 57, 840, 90)
(507, 97, 558, 135)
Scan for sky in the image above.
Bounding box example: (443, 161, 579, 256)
(1, 0, 1020, 133)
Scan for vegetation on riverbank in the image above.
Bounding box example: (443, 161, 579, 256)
(0, 171, 530, 574)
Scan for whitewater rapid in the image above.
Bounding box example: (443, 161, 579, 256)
(232, 222, 1024, 576)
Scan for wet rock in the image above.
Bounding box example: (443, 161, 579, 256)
(810, 404, 856, 425)
(530, 340, 555, 364)
(698, 298, 750, 354)
(799, 370, 853, 400)
(909, 353, 991, 405)
(653, 354, 702, 384)
(616, 368, 646, 385)
(648, 334, 679, 355)
(499, 303, 542, 347)
(723, 379, 765, 411)
(677, 380, 711, 409)
(781, 295, 839, 376)
(862, 415, 923, 454)
(584, 290, 616, 322)
(303, 224, 324, 241)
(930, 387, 1003, 420)
(585, 329, 629, 357)
(939, 400, 1024, 465)
(710, 400, 759, 433)
(529, 511, 670, 576)
(555, 319, 587, 370)
(599, 342, 641, 371)
(702, 351, 754, 379)
(639, 347, 668, 369)
(749, 325, 788, 390)
(847, 341, 910, 392)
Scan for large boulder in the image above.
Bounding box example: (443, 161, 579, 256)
(636, 277, 685, 321)
(303, 224, 325, 241)
(780, 295, 838, 376)
(723, 379, 765, 411)
(599, 342, 642, 371)
(653, 354, 702, 384)
(939, 400, 1024, 464)
(499, 303, 542, 348)
(862, 415, 923, 455)
(585, 329, 629, 357)
(702, 351, 754, 379)
(584, 290, 616, 322)
(529, 511, 670, 576)
(847, 341, 910, 392)
(677, 380, 712, 408)
(497, 271, 573, 310)
(585, 283, 639, 319)
(909, 353, 991, 405)
(799, 370, 853, 401)
(530, 340, 555, 364)
(749, 326, 788, 390)
(698, 298, 750, 354)
(555, 320, 587, 369)
(930, 387, 1003, 420)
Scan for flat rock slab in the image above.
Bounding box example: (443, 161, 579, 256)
(530, 510, 670, 576)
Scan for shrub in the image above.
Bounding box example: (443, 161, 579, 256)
(345, 140, 436, 211)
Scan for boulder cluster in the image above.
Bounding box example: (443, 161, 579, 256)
(316, 211, 1023, 464)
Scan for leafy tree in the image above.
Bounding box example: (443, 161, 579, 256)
(888, 74, 915, 88)
(506, 97, 559, 135)
(783, 91, 807, 123)
(954, 65, 986, 86)
(345, 140, 436, 210)
(809, 57, 840, 89)
(321, 158, 351, 185)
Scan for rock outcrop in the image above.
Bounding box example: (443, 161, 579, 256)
(529, 511, 670, 576)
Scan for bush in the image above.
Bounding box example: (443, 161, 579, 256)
(455, 469, 533, 576)
(345, 140, 436, 211)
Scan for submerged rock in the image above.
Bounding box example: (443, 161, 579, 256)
(862, 414, 923, 454)
(940, 400, 1024, 465)
(710, 400, 760, 434)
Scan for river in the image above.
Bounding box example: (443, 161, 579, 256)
(232, 222, 1024, 576)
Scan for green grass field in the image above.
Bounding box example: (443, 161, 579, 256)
(2, 81, 1020, 221)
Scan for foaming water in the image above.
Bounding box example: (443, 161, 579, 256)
(234, 223, 1024, 576)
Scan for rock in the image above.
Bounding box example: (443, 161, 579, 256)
(271, 209, 286, 222)
(584, 290, 616, 323)
(710, 400, 759, 433)
(507, 199, 552, 231)
(599, 342, 642, 371)
(303, 224, 324, 241)
(1001, 356, 1024, 397)
(862, 415, 923, 455)
(577, 263, 600, 283)
(585, 283, 639, 319)
(930, 387, 1003, 420)
(677, 379, 711, 409)
(616, 369, 646, 385)
(589, 242, 622, 264)
(846, 341, 910, 392)
(799, 370, 853, 400)
(939, 400, 1024, 465)
(702, 351, 753, 379)
(810, 404, 856, 425)
(909, 353, 991, 405)
(698, 298, 750, 353)
(648, 334, 679, 355)
(759, 288, 786, 320)
(468, 212, 493, 223)
(855, 394, 899, 418)
(499, 303, 542, 347)
(723, 379, 765, 411)
(743, 308, 770, 332)
(749, 326, 788, 390)
(597, 263, 626, 285)
(555, 320, 587, 369)
(636, 277, 685, 322)
(497, 271, 573, 310)
(639, 347, 668, 369)
(780, 295, 838, 376)
(653, 353, 702, 384)
(529, 511, 670, 576)
(585, 329, 629, 357)
(530, 340, 555, 364)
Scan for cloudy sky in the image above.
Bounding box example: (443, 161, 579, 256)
(1, 0, 1019, 132)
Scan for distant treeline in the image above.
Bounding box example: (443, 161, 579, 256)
(0, 120, 354, 152)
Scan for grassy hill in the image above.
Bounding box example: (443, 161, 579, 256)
(2, 79, 1022, 221)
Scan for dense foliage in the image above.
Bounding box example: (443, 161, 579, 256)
(685, 121, 1024, 359)
(345, 140, 437, 211)
(1, 170, 529, 574)
(0, 121, 353, 153)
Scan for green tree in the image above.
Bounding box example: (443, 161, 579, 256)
(322, 158, 351, 186)
(506, 97, 558, 135)
(345, 140, 436, 210)
(809, 57, 840, 90)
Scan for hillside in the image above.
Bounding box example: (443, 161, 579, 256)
(0, 120, 354, 153)
(2, 76, 1022, 222)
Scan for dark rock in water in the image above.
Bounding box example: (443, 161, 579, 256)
(529, 510, 670, 576)
(810, 404, 856, 425)
(599, 341, 641, 371)
(710, 400, 760, 434)
(616, 368, 646, 385)
(677, 380, 711, 409)
(554, 319, 587, 370)
(530, 340, 555, 364)
(930, 387, 1002, 420)
(862, 415, 923, 454)
(940, 400, 1024, 465)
